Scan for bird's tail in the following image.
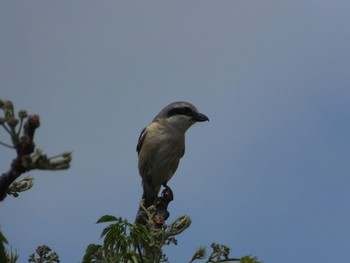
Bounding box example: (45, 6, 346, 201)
(135, 202, 147, 225)
(135, 185, 157, 225)
(134, 197, 156, 225)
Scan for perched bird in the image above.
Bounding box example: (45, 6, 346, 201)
(135, 101, 209, 223)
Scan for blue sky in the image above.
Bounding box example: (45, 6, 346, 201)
(1, 1, 349, 262)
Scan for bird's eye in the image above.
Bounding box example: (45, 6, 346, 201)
(180, 107, 192, 114)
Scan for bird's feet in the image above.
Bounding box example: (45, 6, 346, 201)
(161, 184, 174, 202)
(151, 185, 174, 228)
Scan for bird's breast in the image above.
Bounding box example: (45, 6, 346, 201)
(138, 122, 185, 187)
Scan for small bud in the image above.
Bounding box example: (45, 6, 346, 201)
(61, 151, 72, 158)
(168, 215, 192, 236)
(16, 177, 34, 191)
(191, 246, 206, 261)
(35, 148, 43, 155)
(173, 215, 191, 230)
(7, 176, 34, 197)
(4, 100, 13, 110)
(18, 110, 28, 119)
(7, 117, 19, 127)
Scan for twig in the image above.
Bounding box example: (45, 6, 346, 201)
(0, 99, 72, 201)
(0, 115, 39, 200)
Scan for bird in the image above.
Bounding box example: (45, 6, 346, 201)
(135, 101, 209, 224)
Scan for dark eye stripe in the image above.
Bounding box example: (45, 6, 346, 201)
(167, 107, 193, 117)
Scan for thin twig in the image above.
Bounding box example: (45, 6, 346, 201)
(0, 140, 14, 149)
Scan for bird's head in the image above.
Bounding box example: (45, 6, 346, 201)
(154, 101, 209, 132)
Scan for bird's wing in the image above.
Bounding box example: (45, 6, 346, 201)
(136, 127, 147, 155)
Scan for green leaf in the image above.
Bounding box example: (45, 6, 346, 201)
(100, 225, 114, 239)
(96, 215, 118, 224)
(0, 229, 8, 263)
(0, 230, 8, 244)
(82, 244, 102, 263)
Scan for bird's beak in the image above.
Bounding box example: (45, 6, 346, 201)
(193, 112, 209, 122)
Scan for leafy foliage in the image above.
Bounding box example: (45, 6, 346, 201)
(28, 245, 60, 263)
(83, 215, 262, 263)
(0, 229, 8, 263)
(83, 216, 160, 263)
(190, 243, 262, 263)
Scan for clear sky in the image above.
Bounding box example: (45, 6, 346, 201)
(1, 1, 349, 262)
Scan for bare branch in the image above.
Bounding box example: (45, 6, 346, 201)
(0, 99, 72, 201)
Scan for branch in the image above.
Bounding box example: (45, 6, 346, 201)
(0, 114, 39, 201)
(135, 185, 174, 228)
(0, 99, 72, 201)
